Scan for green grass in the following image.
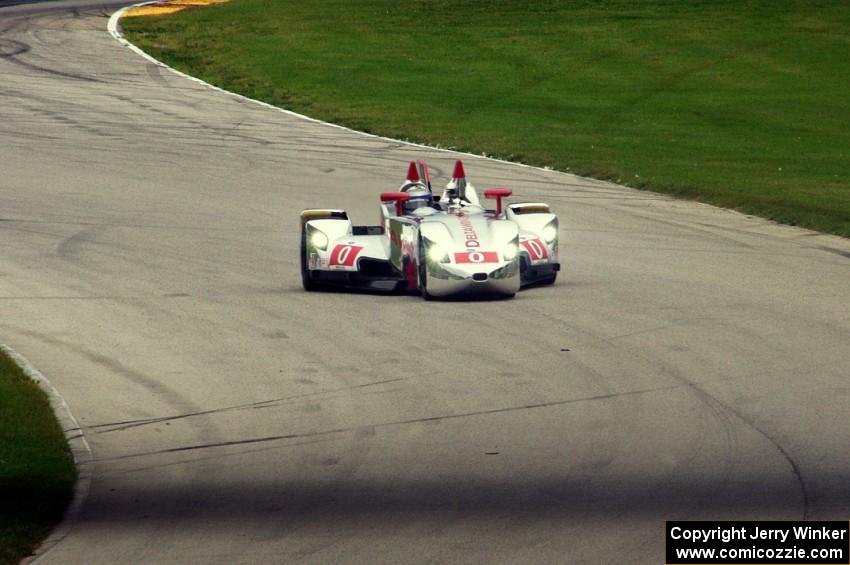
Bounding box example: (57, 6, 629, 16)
(0, 350, 75, 565)
(122, 0, 850, 237)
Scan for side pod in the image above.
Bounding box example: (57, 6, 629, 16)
(299, 209, 352, 291)
(505, 203, 560, 286)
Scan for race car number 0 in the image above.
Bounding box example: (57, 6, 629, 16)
(522, 239, 548, 261)
(337, 246, 353, 264)
(329, 244, 363, 267)
(454, 251, 499, 264)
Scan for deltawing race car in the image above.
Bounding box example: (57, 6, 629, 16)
(300, 160, 560, 299)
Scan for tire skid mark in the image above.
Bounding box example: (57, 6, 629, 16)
(108, 93, 275, 145)
(104, 437, 337, 477)
(682, 378, 810, 519)
(88, 376, 408, 433)
(56, 225, 104, 258)
(16, 330, 203, 422)
(5, 91, 123, 139)
(1, 44, 100, 82)
(100, 383, 684, 461)
(600, 334, 811, 519)
(0, 37, 29, 57)
(0, 216, 277, 233)
(514, 297, 810, 518)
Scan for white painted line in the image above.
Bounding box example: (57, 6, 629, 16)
(105, 2, 847, 246)
(106, 2, 585, 177)
(0, 344, 94, 565)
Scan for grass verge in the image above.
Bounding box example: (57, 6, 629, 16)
(0, 350, 75, 565)
(121, 0, 850, 237)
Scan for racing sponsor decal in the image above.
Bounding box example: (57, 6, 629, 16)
(456, 212, 480, 248)
(308, 253, 320, 269)
(329, 244, 363, 269)
(521, 238, 549, 262)
(454, 251, 499, 264)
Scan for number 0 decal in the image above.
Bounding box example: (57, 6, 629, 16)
(329, 244, 364, 267)
(337, 246, 353, 264)
(454, 251, 499, 264)
(521, 239, 548, 261)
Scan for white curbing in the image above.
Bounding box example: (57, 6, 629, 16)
(106, 2, 573, 175)
(0, 344, 94, 565)
(105, 1, 846, 245)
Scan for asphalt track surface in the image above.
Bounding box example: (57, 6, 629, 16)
(2, 1, 850, 563)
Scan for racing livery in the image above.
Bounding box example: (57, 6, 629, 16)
(300, 160, 560, 299)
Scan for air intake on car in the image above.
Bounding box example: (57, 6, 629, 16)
(472, 273, 488, 282)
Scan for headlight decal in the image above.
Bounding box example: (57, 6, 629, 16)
(427, 243, 449, 263)
(423, 238, 450, 263)
(306, 224, 329, 250)
(542, 220, 558, 243)
(502, 238, 519, 261)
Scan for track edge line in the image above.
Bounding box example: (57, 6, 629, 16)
(0, 344, 94, 564)
(105, 3, 850, 250)
(105, 2, 592, 177)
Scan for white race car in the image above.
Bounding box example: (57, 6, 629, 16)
(300, 160, 559, 299)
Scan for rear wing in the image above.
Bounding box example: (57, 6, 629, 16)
(300, 209, 348, 226)
(506, 203, 551, 216)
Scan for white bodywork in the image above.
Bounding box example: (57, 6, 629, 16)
(300, 160, 560, 298)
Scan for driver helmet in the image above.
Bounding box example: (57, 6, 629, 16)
(402, 186, 434, 214)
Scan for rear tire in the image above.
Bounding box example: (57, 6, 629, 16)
(300, 228, 318, 291)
